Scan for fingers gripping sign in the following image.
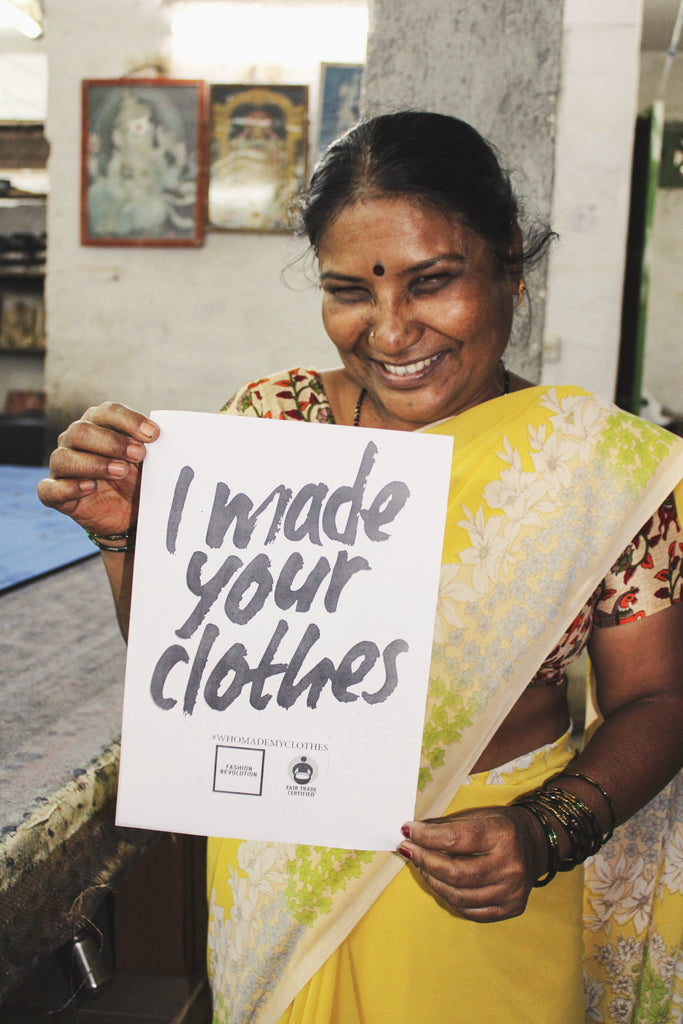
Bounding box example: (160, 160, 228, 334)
(397, 805, 547, 922)
(37, 402, 160, 537)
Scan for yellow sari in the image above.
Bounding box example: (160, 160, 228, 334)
(277, 731, 585, 1024)
(208, 382, 683, 1024)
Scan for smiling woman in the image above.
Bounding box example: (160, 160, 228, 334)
(317, 199, 516, 429)
(37, 110, 683, 1024)
(294, 111, 553, 432)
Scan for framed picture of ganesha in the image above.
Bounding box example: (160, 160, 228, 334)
(81, 78, 207, 246)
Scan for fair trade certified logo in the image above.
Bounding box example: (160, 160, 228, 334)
(286, 754, 319, 798)
(213, 745, 265, 796)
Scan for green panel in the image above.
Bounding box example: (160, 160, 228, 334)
(616, 102, 664, 415)
(660, 122, 683, 189)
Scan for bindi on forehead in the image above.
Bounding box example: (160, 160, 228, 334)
(373, 263, 385, 276)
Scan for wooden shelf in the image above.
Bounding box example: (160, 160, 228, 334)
(0, 348, 45, 357)
(0, 264, 45, 279)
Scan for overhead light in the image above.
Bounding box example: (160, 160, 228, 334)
(0, 0, 43, 39)
(169, 1, 368, 67)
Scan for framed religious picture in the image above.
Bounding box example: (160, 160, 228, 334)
(81, 78, 207, 246)
(317, 64, 363, 163)
(0, 293, 45, 352)
(207, 84, 308, 232)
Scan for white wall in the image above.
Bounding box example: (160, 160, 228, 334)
(542, 0, 644, 398)
(43, 0, 367, 431)
(0, 51, 47, 120)
(0, 25, 47, 121)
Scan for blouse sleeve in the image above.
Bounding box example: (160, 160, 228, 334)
(220, 377, 279, 418)
(593, 493, 683, 627)
(219, 368, 334, 422)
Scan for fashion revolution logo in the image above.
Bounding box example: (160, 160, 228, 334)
(213, 744, 265, 796)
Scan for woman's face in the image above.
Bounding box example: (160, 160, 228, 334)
(318, 197, 518, 430)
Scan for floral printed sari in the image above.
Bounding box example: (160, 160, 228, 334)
(208, 375, 683, 1024)
(583, 711, 683, 1022)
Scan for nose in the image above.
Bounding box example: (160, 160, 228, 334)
(369, 298, 418, 355)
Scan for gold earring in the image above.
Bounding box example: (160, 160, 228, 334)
(518, 279, 525, 308)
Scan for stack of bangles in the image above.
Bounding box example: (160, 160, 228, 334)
(86, 526, 137, 553)
(512, 770, 616, 887)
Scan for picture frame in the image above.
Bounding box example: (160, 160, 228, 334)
(81, 78, 207, 247)
(0, 293, 45, 352)
(317, 64, 363, 163)
(207, 84, 308, 232)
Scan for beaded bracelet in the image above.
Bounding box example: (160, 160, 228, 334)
(86, 526, 137, 553)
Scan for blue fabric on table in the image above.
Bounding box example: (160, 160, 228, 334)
(0, 465, 96, 591)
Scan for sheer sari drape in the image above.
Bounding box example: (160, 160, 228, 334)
(208, 377, 683, 1024)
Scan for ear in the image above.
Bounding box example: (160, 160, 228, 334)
(504, 223, 523, 293)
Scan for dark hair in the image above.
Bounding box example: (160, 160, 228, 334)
(296, 110, 554, 273)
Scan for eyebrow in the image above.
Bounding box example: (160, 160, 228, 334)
(399, 254, 467, 276)
(319, 271, 365, 283)
(320, 253, 466, 283)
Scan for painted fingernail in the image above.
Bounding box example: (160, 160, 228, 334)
(108, 461, 126, 477)
(397, 846, 413, 860)
(401, 824, 412, 839)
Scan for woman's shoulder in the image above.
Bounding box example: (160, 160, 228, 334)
(220, 367, 335, 423)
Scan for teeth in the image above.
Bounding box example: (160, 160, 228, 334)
(383, 355, 439, 376)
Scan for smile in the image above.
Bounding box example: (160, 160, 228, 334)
(382, 355, 440, 377)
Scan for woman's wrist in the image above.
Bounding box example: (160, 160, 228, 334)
(547, 770, 616, 840)
(508, 804, 559, 886)
(511, 770, 615, 886)
(86, 525, 137, 553)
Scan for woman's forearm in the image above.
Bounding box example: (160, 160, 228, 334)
(101, 549, 135, 641)
(568, 692, 683, 827)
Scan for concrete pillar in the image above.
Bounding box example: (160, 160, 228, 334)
(362, 0, 565, 381)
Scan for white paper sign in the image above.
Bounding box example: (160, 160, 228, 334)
(116, 412, 453, 850)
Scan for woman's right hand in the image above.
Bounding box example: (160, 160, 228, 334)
(37, 402, 160, 538)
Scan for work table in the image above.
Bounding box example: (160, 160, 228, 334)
(0, 556, 155, 995)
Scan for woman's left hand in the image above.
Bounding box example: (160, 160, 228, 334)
(398, 805, 547, 922)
